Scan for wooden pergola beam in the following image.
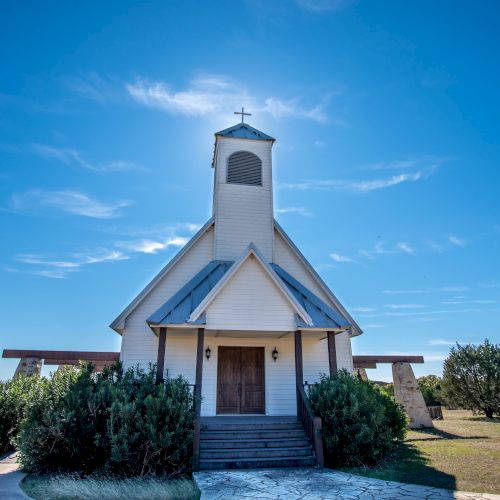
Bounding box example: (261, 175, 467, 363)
(2, 350, 120, 362)
(353, 355, 424, 364)
(353, 362, 377, 369)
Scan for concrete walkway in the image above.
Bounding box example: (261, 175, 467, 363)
(0, 453, 29, 499)
(193, 468, 500, 500)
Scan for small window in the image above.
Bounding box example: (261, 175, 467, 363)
(227, 151, 262, 186)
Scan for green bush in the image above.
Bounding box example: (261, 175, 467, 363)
(308, 370, 407, 467)
(442, 340, 499, 418)
(0, 374, 41, 454)
(15, 363, 195, 476)
(417, 375, 444, 407)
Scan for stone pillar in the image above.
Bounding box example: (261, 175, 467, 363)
(14, 357, 42, 377)
(355, 368, 368, 380)
(392, 362, 433, 428)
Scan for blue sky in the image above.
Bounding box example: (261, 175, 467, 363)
(1, 0, 499, 381)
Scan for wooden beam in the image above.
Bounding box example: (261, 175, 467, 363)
(192, 328, 205, 471)
(156, 327, 167, 384)
(353, 355, 424, 364)
(327, 331, 338, 375)
(2, 350, 119, 362)
(294, 330, 303, 388)
(353, 361, 377, 369)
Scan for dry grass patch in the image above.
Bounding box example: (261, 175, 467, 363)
(343, 409, 500, 495)
(22, 474, 200, 500)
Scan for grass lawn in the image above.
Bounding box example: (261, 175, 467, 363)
(343, 409, 500, 495)
(21, 474, 200, 500)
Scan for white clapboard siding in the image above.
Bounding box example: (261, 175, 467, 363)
(214, 137, 274, 261)
(335, 331, 354, 372)
(120, 227, 214, 368)
(274, 228, 333, 304)
(205, 256, 296, 332)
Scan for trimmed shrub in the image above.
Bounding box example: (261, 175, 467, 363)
(308, 370, 407, 467)
(0, 375, 41, 454)
(15, 363, 195, 476)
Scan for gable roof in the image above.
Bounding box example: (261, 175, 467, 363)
(188, 243, 312, 326)
(215, 123, 275, 142)
(145, 245, 351, 332)
(109, 218, 214, 333)
(147, 260, 232, 327)
(274, 219, 363, 336)
(271, 264, 351, 330)
(109, 216, 362, 336)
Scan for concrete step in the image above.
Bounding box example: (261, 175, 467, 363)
(200, 437, 311, 449)
(201, 422, 302, 431)
(199, 456, 316, 470)
(200, 446, 313, 460)
(201, 429, 306, 440)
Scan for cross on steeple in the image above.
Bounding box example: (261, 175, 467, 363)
(234, 107, 251, 123)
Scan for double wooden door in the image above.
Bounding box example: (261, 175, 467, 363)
(216, 347, 265, 414)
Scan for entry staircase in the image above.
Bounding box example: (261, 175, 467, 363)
(199, 416, 316, 470)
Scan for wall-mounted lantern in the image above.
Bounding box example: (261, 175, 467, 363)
(272, 347, 279, 362)
(205, 346, 212, 360)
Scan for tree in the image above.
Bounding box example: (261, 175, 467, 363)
(442, 340, 500, 418)
(418, 375, 444, 406)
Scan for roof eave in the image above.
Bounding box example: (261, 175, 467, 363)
(274, 219, 363, 337)
(109, 217, 215, 335)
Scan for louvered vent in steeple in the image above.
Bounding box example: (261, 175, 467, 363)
(227, 151, 262, 186)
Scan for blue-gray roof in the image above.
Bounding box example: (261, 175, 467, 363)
(147, 258, 350, 330)
(147, 260, 233, 326)
(215, 123, 275, 142)
(271, 264, 351, 330)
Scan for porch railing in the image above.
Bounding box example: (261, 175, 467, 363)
(297, 384, 324, 467)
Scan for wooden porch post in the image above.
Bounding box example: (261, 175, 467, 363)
(294, 330, 303, 406)
(327, 331, 338, 376)
(156, 327, 167, 384)
(192, 327, 204, 471)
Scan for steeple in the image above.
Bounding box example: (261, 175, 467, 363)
(212, 120, 276, 262)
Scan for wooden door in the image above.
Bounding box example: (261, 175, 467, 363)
(216, 347, 265, 414)
(241, 347, 265, 414)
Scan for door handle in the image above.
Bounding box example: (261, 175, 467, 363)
(237, 383, 242, 396)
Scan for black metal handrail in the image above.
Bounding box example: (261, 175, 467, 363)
(297, 384, 324, 467)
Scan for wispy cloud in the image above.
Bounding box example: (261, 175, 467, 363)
(8, 190, 131, 218)
(442, 299, 495, 305)
(8, 222, 198, 278)
(275, 206, 313, 217)
(396, 242, 414, 254)
(384, 304, 425, 309)
(13, 250, 129, 278)
(358, 240, 416, 260)
(126, 74, 333, 123)
(32, 144, 145, 173)
(350, 306, 377, 312)
(356, 307, 479, 319)
(279, 171, 430, 193)
(279, 155, 444, 194)
(295, 0, 356, 12)
(448, 234, 467, 247)
(382, 286, 469, 295)
(329, 252, 357, 263)
(118, 236, 189, 255)
(428, 339, 458, 346)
